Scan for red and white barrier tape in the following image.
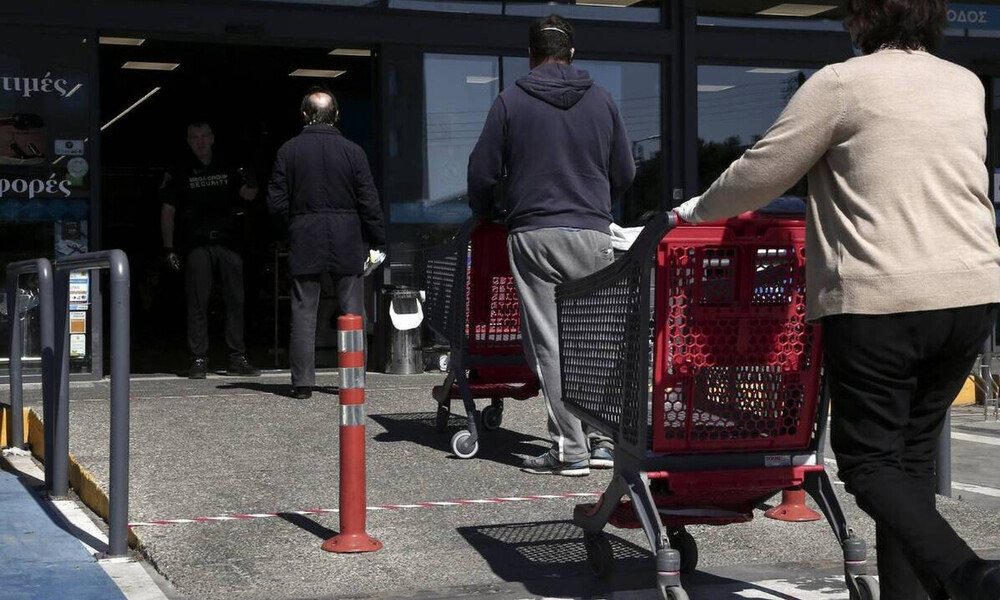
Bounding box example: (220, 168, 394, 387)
(129, 491, 601, 528)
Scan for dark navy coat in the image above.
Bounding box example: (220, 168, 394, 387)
(266, 125, 386, 276)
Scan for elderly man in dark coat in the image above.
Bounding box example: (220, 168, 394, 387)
(267, 87, 386, 399)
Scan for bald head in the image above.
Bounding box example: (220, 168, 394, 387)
(300, 87, 339, 126)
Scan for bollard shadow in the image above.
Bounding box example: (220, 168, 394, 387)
(369, 411, 548, 468)
(277, 513, 337, 541)
(456, 520, 807, 599)
(215, 382, 339, 398)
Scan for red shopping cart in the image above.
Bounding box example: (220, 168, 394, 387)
(555, 211, 876, 600)
(422, 219, 540, 459)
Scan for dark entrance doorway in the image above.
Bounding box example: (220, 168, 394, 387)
(98, 38, 376, 374)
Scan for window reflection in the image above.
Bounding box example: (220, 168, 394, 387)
(697, 65, 816, 203)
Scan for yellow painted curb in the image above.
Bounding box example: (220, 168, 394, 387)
(4, 407, 141, 551)
(953, 375, 976, 407)
(0, 406, 30, 448)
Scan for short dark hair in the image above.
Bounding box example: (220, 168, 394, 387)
(300, 86, 339, 125)
(186, 120, 212, 132)
(529, 15, 574, 64)
(844, 0, 947, 54)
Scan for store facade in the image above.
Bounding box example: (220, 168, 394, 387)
(1, 1, 997, 377)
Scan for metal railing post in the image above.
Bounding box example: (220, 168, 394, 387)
(54, 250, 131, 556)
(5, 260, 55, 464)
(52, 267, 71, 497)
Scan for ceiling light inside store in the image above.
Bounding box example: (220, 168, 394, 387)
(101, 87, 161, 132)
(329, 48, 372, 57)
(757, 4, 836, 17)
(99, 36, 146, 46)
(698, 85, 734, 92)
(575, 0, 642, 5)
(122, 61, 179, 71)
(289, 69, 346, 78)
(747, 68, 800, 74)
(466, 76, 498, 85)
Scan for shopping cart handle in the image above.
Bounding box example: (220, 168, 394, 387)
(555, 211, 677, 300)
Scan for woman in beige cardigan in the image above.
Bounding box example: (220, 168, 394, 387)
(676, 1, 1000, 598)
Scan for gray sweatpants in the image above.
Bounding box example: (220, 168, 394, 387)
(508, 227, 614, 463)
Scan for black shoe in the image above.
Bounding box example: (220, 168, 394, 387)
(188, 356, 207, 379)
(943, 558, 1000, 600)
(292, 386, 312, 399)
(227, 354, 261, 376)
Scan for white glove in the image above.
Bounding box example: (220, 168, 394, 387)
(674, 196, 702, 224)
(363, 249, 386, 276)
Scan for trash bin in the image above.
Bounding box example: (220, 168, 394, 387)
(384, 286, 424, 375)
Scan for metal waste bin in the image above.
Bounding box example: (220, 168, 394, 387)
(385, 286, 423, 375)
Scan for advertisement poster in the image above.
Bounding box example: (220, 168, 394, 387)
(69, 270, 89, 303)
(69, 333, 86, 358)
(69, 310, 86, 334)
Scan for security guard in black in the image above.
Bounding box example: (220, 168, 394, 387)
(160, 121, 260, 379)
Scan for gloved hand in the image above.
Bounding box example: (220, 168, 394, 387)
(164, 249, 181, 271)
(363, 248, 386, 276)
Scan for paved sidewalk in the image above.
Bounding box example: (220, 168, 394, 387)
(0, 463, 125, 600)
(8, 371, 1000, 599)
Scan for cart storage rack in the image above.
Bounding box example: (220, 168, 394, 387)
(555, 211, 876, 600)
(422, 219, 540, 459)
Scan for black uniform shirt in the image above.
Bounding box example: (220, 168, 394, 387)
(160, 156, 243, 252)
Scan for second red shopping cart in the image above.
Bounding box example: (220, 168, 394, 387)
(422, 219, 540, 459)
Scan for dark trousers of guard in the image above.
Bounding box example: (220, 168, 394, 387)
(290, 272, 363, 388)
(823, 304, 997, 600)
(184, 244, 246, 358)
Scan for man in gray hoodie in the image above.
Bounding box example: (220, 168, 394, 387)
(467, 14, 636, 476)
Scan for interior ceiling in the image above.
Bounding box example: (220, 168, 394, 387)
(697, 0, 1000, 19)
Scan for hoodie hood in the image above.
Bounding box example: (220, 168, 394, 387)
(516, 62, 593, 109)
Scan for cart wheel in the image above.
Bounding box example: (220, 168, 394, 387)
(668, 528, 698, 574)
(482, 403, 504, 431)
(436, 404, 450, 433)
(450, 430, 479, 459)
(852, 575, 879, 600)
(583, 532, 614, 579)
(660, 586, 689, 600)
(438, 353, 449, 372)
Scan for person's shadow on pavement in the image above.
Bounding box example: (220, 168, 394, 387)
(216, 381, 338, 398)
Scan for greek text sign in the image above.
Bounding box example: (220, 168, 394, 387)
(948, 4, 1000, 30)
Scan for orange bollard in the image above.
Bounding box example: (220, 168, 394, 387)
(764, 486, 822, 522)
(322, 314, 382, 553)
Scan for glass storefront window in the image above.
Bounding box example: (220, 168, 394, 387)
(389, 0, 662, 23)
(697, 64, 816, 203)
(1, 27, 94, 369)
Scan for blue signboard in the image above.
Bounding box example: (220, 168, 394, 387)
(948, 4, 1000, 30)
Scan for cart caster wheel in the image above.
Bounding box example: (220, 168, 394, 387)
(436, 405, 450, 433)
(660, 586, 689, 600)
(451, 430, 479, 459)
(482, 403, 504, 431)
(851, 575, 879, 600)
(668, 528, 698, 574)
(583, 532, 614, 579)
(438, 353, 449, 372)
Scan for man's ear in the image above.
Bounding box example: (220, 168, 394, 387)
(570, 47, 575, 62)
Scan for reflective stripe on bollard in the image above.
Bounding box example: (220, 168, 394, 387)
(322, 314, 382, 554)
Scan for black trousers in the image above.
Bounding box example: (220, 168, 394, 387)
(290, 272, 363, 387)
(823, 304, 997, 600)
(185, 245, 246, 357)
